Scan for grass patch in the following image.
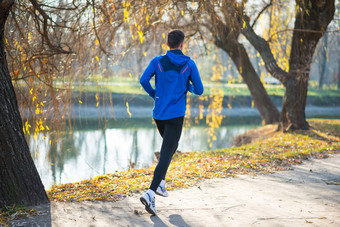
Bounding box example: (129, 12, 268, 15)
(47, 119, 340, 202)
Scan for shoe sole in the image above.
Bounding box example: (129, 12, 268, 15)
(140, 197, 156, 215)
(155, 191, 168, 197)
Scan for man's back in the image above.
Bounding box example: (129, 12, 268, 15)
(140, 49, 203, 120)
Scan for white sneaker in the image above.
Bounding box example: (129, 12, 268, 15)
(140, 191, 157, 215)
(156, 184, 168, 197)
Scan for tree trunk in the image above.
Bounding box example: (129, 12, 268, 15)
(0, 0, 49, 207)
(280, 77, 308, 131)
(220, 42, 280, 124)
(283, 0, 335, 130)
(318, 32, 328, 89)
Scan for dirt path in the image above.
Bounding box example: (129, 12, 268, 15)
(13, 154, 340, 227)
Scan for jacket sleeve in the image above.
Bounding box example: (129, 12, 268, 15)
(140, 58, 156, 99)
(188, 60, 204, 95)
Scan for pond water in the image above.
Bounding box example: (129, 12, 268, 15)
(29, 117, 261, 189)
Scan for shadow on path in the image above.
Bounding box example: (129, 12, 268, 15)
(150, 215, 168, 227)
(149, 213, 191, 227)
(169, 214, 191, 227)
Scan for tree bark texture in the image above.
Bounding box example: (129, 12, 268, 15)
(0, 0, 49, 207)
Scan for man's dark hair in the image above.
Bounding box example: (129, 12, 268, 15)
(167, 30, 185, 49)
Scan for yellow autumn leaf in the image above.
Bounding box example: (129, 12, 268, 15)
(126, 102, 132, 118)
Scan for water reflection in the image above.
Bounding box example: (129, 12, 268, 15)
(29, 119, 259, 189)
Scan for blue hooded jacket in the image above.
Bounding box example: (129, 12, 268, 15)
(140, 49, 204, 120)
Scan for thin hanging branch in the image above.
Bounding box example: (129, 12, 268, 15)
(251, 0, 272, 28)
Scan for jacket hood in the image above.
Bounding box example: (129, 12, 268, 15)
(166, 50, 190, 66)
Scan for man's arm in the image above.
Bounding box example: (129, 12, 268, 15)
(140, 59, 156, 99)
(188, 61, 204, 95)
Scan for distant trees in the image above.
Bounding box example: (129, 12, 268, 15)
(318, 33, 328, 89)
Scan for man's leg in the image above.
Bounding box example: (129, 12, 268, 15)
(155, 118, 165, 138)
(155, 118, 179, 180)
(160, 141, 179, 181)
(150, 117, 184, 192)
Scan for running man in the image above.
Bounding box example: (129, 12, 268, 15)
(139, 30, 204, 215)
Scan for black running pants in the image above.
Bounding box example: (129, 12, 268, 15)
(149, 116, 184, 192)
